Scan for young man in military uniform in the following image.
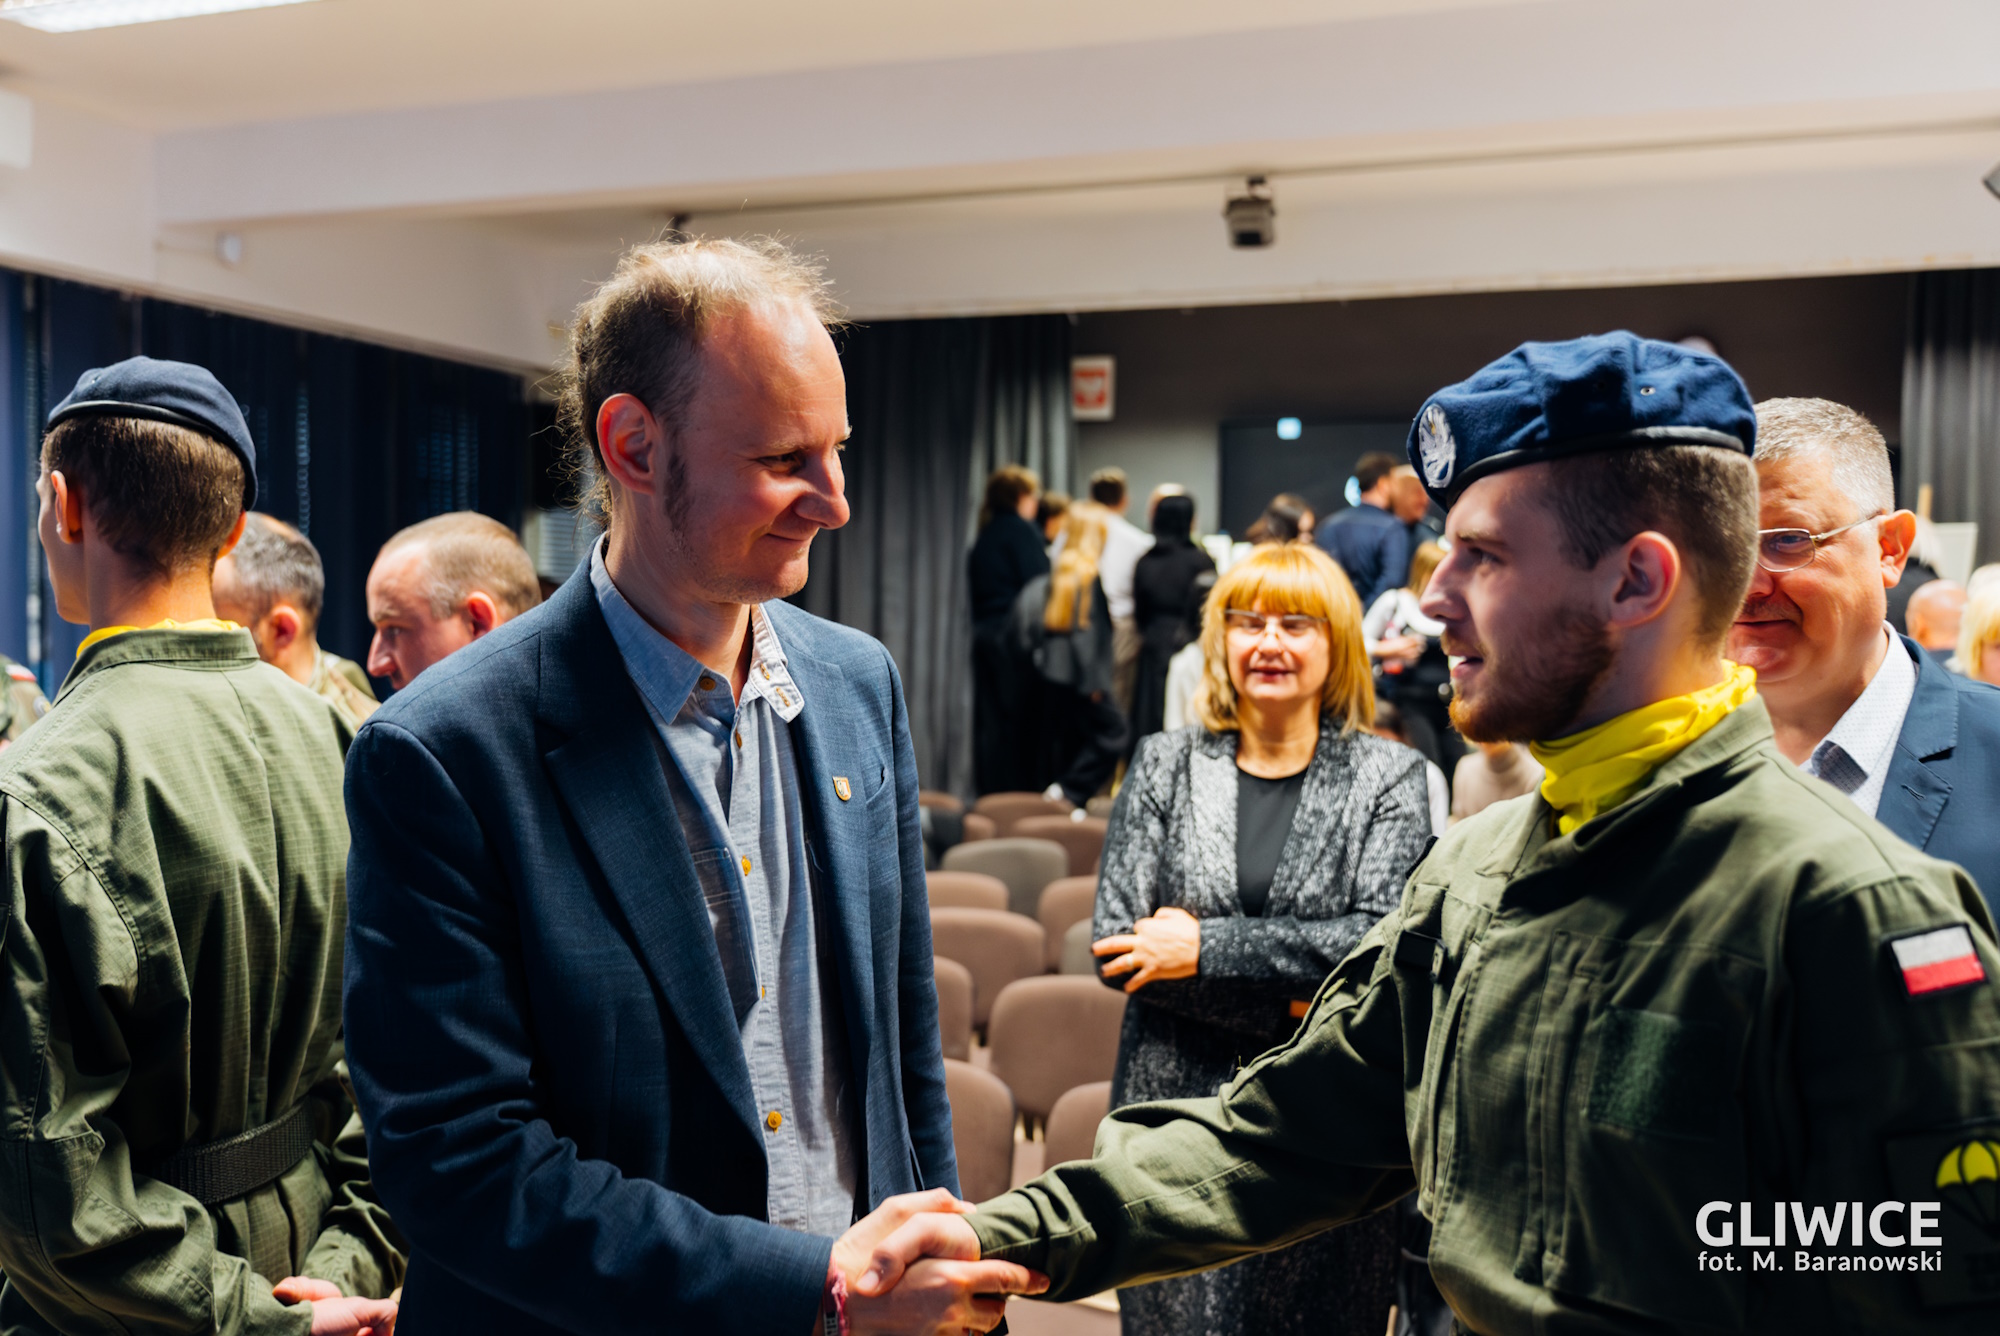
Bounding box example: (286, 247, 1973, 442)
(0, 358, 402, 1335)
(853, 334, 2000, 1333)
(213, 512, 380, 729)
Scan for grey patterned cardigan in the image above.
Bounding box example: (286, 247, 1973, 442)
(1094, 720, 1433, 1071)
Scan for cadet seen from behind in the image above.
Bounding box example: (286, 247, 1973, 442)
(0, 357, 404, 1336)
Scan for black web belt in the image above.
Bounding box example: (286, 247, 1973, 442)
(148, 1102, 317, 1207)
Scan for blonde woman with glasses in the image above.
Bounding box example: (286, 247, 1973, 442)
(1086, 542, 1431, 1336)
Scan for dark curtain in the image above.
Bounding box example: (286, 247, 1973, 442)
(798, 314, 1072, 798)
(1903, 269, 2000, 565)
(2, 272, 529, 687)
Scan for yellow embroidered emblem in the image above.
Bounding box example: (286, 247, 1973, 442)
(834, 776, 852, 802)
(1937, 1139, 2000, 1235)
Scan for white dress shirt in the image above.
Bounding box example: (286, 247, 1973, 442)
(1802, 626, 1918, 818)
(1096, 511, 1154, 622)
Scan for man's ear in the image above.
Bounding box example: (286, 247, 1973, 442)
(215, 511, 248, 561)
(268, 603, 304, 651)
(1605, 531, 1682, 631)
(50, 470, 84, 545)
(1877, 510, 1916, 590)
(596, 393, 665, 497)
(464, 591, 500, 638)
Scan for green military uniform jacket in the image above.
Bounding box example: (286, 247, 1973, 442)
(0, 629, 404, 1334)
(972, 700, 2000, 1333)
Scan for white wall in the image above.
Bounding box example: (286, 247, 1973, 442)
(0, 0, 1997, 371)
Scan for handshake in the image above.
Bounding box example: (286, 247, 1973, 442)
(829, 1188, 1049, 1335)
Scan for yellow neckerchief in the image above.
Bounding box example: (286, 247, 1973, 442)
(76, 618, 240, 659)
(1530, 661, 1757, 835)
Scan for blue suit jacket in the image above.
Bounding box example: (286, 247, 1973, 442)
(1316, 502, 1411, 610)
(342, 572, 957, 1334)
(1880, 634, 2000, 915)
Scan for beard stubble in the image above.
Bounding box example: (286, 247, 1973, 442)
(1448, 603, 1617, 744)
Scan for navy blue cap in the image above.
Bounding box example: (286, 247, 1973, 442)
(1407, 332, 1755, 509)
(46, 356, 257, 509)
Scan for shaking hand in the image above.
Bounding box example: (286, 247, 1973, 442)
(834, 1191, 1047, 1334)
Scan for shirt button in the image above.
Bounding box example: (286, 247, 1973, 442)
(741, 855, 753, 875)
(734, 730, 743, 749)
(766, 1110, 782, 1131)
(698, 675, 717, 692)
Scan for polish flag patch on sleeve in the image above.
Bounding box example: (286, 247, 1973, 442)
(1889, 925, 1987, 997)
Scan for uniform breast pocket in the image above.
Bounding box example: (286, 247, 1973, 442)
(1544, 942, 1763, 1327)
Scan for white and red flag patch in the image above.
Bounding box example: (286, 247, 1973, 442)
(1890, 925, 1987, 997)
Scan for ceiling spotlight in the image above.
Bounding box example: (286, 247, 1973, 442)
(1986, 162, 2000, 201)
(0, 0, 320, 33)
(1224, 176, 1275, 249)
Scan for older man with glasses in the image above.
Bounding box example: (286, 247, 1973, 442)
(1729, 397, 2000, 912)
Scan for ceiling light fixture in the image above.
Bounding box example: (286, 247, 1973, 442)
(0, 0, 319, 33)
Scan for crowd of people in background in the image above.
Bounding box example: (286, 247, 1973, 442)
(970, 443, 2000, 852)
(971, 450, 1487, 838)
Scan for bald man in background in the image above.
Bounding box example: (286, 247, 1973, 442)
(1906, 579, 1967, 663)
(365, 511, 541, 690)
(214, 512, 379, 728)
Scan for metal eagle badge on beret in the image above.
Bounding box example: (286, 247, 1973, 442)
(1417, 403, 1455, 491)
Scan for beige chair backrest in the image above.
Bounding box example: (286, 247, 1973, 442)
(986, 976, 1128, 1122)
(932, 956, 973, 1062)
(971, 791, 1073, 834)
(917, 789, 965, 815)
(940, 838, 1069, 918)
(928, 907, 1047, 1028)
(1044, 1081, 1112, 1169)
(943, 1058, 1016, 1203)
(1036, 875, 1098, 970)
(959, 812, 997, 843)
(926, 870, 1009, 913)
(1059, 919, 1098, 976)
(1012, 815, 1109, 878)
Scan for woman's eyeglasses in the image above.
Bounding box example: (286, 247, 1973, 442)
(1222, 609, 1326, 639)
(1755, 514, 1882, 572)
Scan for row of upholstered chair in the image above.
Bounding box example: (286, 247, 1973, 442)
(929, 876, 1100, 1024)
(928, 962, 1125, 1202)
(921, 791, 1112, 889)
(919, 793, 1123, 1205)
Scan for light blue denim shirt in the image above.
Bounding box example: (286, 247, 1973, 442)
(590, 540, 857, 1236)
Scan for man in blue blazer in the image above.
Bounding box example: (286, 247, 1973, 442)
(342, 239, 1042, 1334)
(1731, 396, 2000, 911)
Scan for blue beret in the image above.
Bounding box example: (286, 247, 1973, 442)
(46, 356, 257, 509)
(1407, 331, 1755, 509)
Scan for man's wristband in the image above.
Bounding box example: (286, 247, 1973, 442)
(821, 1263, 849, 1336)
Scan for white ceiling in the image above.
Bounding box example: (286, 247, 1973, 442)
(0, 0, 1518, 130)
(4, 0, 1999, 372)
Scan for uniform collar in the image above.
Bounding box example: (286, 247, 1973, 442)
(59, 625, 260, 703)
(1484, 699, 1780, 881)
